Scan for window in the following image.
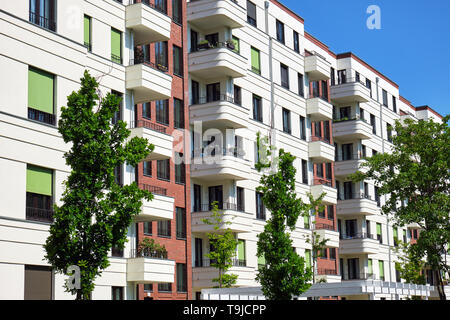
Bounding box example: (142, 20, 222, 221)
(387, 124, 393, 143)
(142, 102, 151, 119)
(134, 44, 150, 64)
(370, 114, 377, 135)
(174, 98, 184, 128)
(366, 79, 372, 97)
(193, 184, 202, 212)
(176, 207, 186, 239)
(304, 214, 310, 229)
(111, 245, 123, 257)
(158, 283, 172, 292)
(330, 68, 336, 86)
(293, 31, 300, 53)
(316, 164, 324, 178)
(114, 165, 122, 186)
(256, 192, 266, 220)
(251, 47, 261, 75)
(84, 15, 91, 51)
(302, 159, 308, 184)
(324, 121, 331, 142)
(144, 284, 153, 292)
(143, 161, 152, 177)
(376, 223, 382, 243)
(234, 85, 242, 106)
(175, 153, 185, 184)
(252, 94, 263, 122)
(26, 165, 53, 223)
(337, 69, 347, 84)
(176, 263, 187, 292)
(298, 73, 304, 97)
(375, 186, 380, 206)
(305, 250, 312, 269)
(24, 265, 53, 300)
(312, 81, 320, 98)
(191, 80, 199, 105)
(326, 163, 332, 180)
(393, 228, 399, 247)
(321, 80, 328, 101)
(320, 248, 328, 259)
(206, 83, 220, 102)
(190, 29, 198, 53)
(280, 64, 289, 89)
(231, 36, 240, 54)
(155, 0, 167, 14)
(314, 121, 322, 138)
(205, 33, 219, 47)
(339, 106, 351, 120)
(173, 45, 183, 76)
(393, 96, 397, 113)
(342, 143, 353, 161)
(276, 20, 285, 44)
(379, 261, 385, 281)
(157, 159, 170, 181)
(237, 240, 246, 266)
(158, 220, 171, 238)
(172, 0, 182, 24)
(327, 205, 334, 221)
(299, 116, 306, 140)
(318, 207, 325, 218)
(111, 28, 122, 64)
(29, 0, 56, 31)
(382, 89, 388, 107)
(111, 287, 123, 300)
(355, 71, 360, 83)
(237, 187, 245, 212)
(155, 41, 168, 70)
(195, 238, 203, 267)
(156, 100, 169, 125)
(111, 90, 123, 125)
(28, 67, 55, 125)
(282, 108, 291, 134)
(368, 259, 373, 276)
(144, 221, 152, 235)
(247, 1, 257, 27)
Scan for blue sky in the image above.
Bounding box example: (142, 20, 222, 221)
(280, 0, 450, 117)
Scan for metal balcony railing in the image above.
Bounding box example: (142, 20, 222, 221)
(28, 108, 56, 126)
(129, 56, 169, 73)
(191, 94, 238, 106)
(191, 41, 239, 54)
(338, 193, 375, 202)
(29, 11, 56, 32)
(130, 119, 167, 134)
(195, 258, 247, 268)
(129, 248, 168, 260)
(335, 153, 365, 162)
(314, 223, 336, 231)
(26, 207, 54, 223)
(194, 202, 246, 213)
(340, 232, 377, 241)
(128, 0, 168, 16)
(316, 268, 340, 276)
(139, 183, 168, 196)
(341, 272, 375, 281)
(308, 135, 332, 145)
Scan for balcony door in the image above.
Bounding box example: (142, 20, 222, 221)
(342, 144, 353, 161)
(345, 219, 357, 238)
(343, 181, 353, 200)
(206, 83, 220, 103)
(195, 238, 203, 267)
(337, 69, 346, 84)
(208, 186, 223, 210)
(347, 258, 360, 280)
(193, 184, 202, 212)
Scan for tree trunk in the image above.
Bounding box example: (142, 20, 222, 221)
(434, 269, 446, 300)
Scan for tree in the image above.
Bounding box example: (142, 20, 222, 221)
(44, 71, 154, 299)
(351, 116, 450, 300)
(202, 201, 239, 288)
(255, 133, 324, 300)
(305, 220, 329, 284)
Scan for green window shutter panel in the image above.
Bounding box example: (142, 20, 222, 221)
(376, 223, 382, 235)
(84, 16, 91, 46)
(379, 261, 384, 277)
(393, 228, 398, 238)
(28, 68, 54, 114)
(304, 215, 310, 228)
(305, 249, 311, 268)
(237, 240, 245, 260)
(232, 36, 240, 53)
(368, 259, 373, 274)
(111, 28, 122, 59)
(251, 47, 260, 73)
(26, 165, 53, 196)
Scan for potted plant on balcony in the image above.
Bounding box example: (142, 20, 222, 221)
(137, 238, 168, 259)
(225, 40, 235, 51)
(197, 39, 212, 50)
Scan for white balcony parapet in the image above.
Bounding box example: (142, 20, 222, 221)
(129, 120, 173, 161)
(331, 79, 371, 103)
(126, 2, 171, 45)
(308, 137, 335, 163)
(337, 194, 379, 216)
(305, 53, 331, 81)
(306, 97, 333, 121)
(126, 61, 172, 103)
(339, 233, 380, 255)
(127, 250, 175, 284)
(310, 180, 337, 205)
(189, 44, 247, 80)
(333, 118, 373, 142)
(188, 0, 247, 31)
(134, 184, 174, 222)
(314, 224, 339, 248)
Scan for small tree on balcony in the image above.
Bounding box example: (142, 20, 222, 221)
(44, 71, 154, 300)
(351, 116, 450, 300)
(255, 132, 325, 300)
(202, 201, 239, 288)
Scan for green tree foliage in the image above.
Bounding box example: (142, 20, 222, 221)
(255, 132, 324, 300)
(351, 116, 449, 300)
(44, 71, 154, 299)
(202, 201, 239, 288)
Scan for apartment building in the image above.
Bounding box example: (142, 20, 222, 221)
(186, 0, 445, 300)
(0, 0, 191, 300)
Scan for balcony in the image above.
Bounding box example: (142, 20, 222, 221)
(191, 203, 253, 234)
(187, 0, 247, 31)
(192, 258, 255, 289)
(330, 78, 371, 104)
(310, 179, 337, 205)
(127, 249, 175, 284)
(306, 97, 333, 121)
(341, 272, 376, 281)
(191, 149, 251, 181)
(316, 269, 341, 283)
(314, 223, 339, 248)
(304, 54, 331, 81)
(337, 193, 379, 217)
(308, 137, 335, 163)
(126, 59, 172, 103)
(339, 233, 379, 255)
(332, 118, 373, 143)
(126, 1, 171, 45)
(334, 154, 367, 179)
(189, 43, 247, 80)
(134, 184, 175, 222)
(189, 95, 249, 130)
(129, 120, 173, 161)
